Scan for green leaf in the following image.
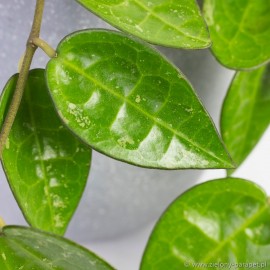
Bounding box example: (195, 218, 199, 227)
(46, 29, 233, 169)
(141, 178, 270, 269)
(76, 0, 210, 49)
(0, 69, 91, 235)
(0, 226, 114, 269)
(203, 0, 270, 69)
(221, 64, 270, 175)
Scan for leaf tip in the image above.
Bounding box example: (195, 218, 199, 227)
(216, 152, 236, 170)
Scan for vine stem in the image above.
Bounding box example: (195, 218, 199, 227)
(0, 0, 45, 157)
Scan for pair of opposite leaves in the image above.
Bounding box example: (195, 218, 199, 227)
(1, 178, 270, 269)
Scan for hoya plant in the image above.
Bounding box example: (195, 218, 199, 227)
(0, 0, 270, 269)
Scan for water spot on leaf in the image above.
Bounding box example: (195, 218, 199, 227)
(117, 135, 135, 148)
(185, 108, 193, 113)
(67, 102, 91, 129)
(52, 195, 66, 209)
(68, 103, 76, 110)
(135, 95, 141, 103)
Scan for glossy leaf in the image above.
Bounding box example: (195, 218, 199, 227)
(0, 226, 114, 269)
(141, 178, 270, 269)
(204, 0, 270, 69)
(221, 64, 270, 175)
(0, 69, 91, 235)
(46, 29, 233, 169)
(76, 0, 210, 49)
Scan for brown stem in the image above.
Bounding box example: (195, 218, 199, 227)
(0, 0, 45, 157)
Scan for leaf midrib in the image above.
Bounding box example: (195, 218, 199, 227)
(25, 83, 55, 228)
(227, 1, 252, 47)
(59, 59, 231, 167)
(8, 238, 54, 270)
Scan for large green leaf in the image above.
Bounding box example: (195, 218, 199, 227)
(0, 226, 114, 269)
(76, 0, 210, 49)
(46, 29, 233, 169)
(141, 178, 270, 269)
(221, 64, 270, 175)
(0, 69, 91, 235)
(203, 0, 270, 69)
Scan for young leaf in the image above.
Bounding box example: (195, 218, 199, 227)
(46, 29, 233, 169)
(0, 69, 91, 235)
(0, 226, 114, 269)
(141, 178, 270, 269)
(221, 64, 270, 175)
(203, 0, 270, 69)
(76, 0, 211, 49)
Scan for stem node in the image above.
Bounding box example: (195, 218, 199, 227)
(31, 37, 57, 58)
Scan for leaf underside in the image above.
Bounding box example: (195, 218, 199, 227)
(0, 69, 92, 235)
(76, 0, 211, 49)
(46, 29, 233, 169)
(204, 0, 270, 69)
(221, 64, 270, 175)
(0, 226, 114, 270)
(141, 178, 270, 269)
